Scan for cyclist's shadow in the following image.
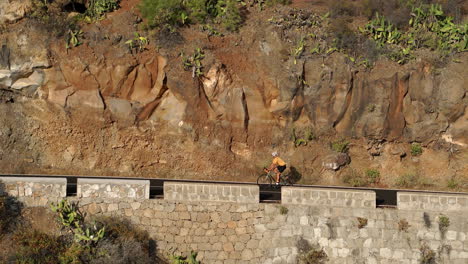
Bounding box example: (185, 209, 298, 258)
(285, 166, 302, 184)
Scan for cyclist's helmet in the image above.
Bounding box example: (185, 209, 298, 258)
(272, 151, 278, 157)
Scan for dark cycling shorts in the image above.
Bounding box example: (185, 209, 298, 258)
(277, 165, 286, 173)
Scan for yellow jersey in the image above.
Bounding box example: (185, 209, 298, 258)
(272, 157, 286, 166)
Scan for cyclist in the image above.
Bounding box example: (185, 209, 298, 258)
(265, 151, 287, 185)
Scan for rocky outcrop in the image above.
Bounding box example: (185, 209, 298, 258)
(0, 1, 466, 187)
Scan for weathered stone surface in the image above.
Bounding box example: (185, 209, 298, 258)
(77, 178, 150, 199)
(322, 152, 350, 170)
(282, 187, 376, 208)
(164, 182, 259, 203)
(397, 192, 468, 212)
(67, 89, 105, 110)
(0, 177, 66, 198)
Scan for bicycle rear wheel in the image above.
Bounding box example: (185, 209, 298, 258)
(280, 176, 292, 186)
(257, 174, 272, 185)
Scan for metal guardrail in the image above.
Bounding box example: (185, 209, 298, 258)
(1, 173, 466, 206)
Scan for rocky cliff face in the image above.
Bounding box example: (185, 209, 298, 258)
(0, 0, 466, 190)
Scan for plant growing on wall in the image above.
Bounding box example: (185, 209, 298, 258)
(398, 219, 410, 232)
(420, 243, 436, 264)
(438, 215, 450, 233)
(171, 251, 200, 264)
(357, 217, 368, 229)
(279, 206, 289, 215)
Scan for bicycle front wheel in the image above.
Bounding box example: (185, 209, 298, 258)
(257, 174, 272, 185)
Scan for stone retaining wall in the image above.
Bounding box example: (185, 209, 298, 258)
(3, 179, 468, 263)
(164, 182, 259, 203)
(0, 177, 66, 198)
(282, 187, 376, 208)
(77, 178, 150, 199)
(398, 191, 468, 212)
(12, 196, 468, 264)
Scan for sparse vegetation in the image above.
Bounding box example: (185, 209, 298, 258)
(291, 36, 306, 64)
(447, 177, 458, 189)
(139, 0, 289, 32)
(438, 215, 450, 233)
(300, 248, 328, 264)
(411, 143, 423, 156)
(366, 104, 376, 112)
(279, 206, 289, 215)
(182, 48, 205, 77)
(4, 199, 154, 263)
(357, 217, 368, 229)
(66, 29, 83, 49)
(343, 168, 380, 187)
(85, 0, 120, 20)
(361, 3, 467, 64)
(331, 139, 349, 153)
(420, 243, 436, 264)
(342, 169, 367, 187)
(395, 172, 419, 188)
(365, 169, 381, 184)
(171, 251, 200, 264)
(398, 219, 410, 232)
(291, 127, 316, 147)
(125, 32, 149, 53)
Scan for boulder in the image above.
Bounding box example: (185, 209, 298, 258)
(67, 89, 104, 110)
(106, 97, 134, 119)
(322, 152, 350, 170)
(0, 0, 32, 25)
(11, 70, 44, 90)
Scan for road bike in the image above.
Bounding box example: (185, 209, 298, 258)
(256, 167, 293, 187)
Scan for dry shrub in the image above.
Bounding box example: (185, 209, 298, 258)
(13, 229, 66, 263)
(91, 238, 152, 264)
(360, 0, 411, 29)
(328, 0, 356, 18)
(94, 216, 150, 248)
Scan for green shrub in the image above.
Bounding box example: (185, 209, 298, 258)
(438, 215, 450, 233)
(139, 0, 243, 31)
(291, 127, 316, 147)
(360, 4, 467, 64)
(342, 169, 367, 187)
(50, 199, 83, 228)
(279, 206, 289, 215)
(331, 139, 349, 153)
(171, 251, 200, 264)
(86, 0, 120, 18)
(125, 32, 149, 53)
(411, 143, 423, 156)
(365, 169, 380, 184)
(183, 48, 205, 77)
(447, 178, 458, 189)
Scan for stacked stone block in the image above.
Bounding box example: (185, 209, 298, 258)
(2, 178, 468, 263)
(164, 182, 259, 203)
(398, 191, 468, 212)
(0, 177, 66, 198)
(77, 178, 150, 199)
(282, 187, 376, 208)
